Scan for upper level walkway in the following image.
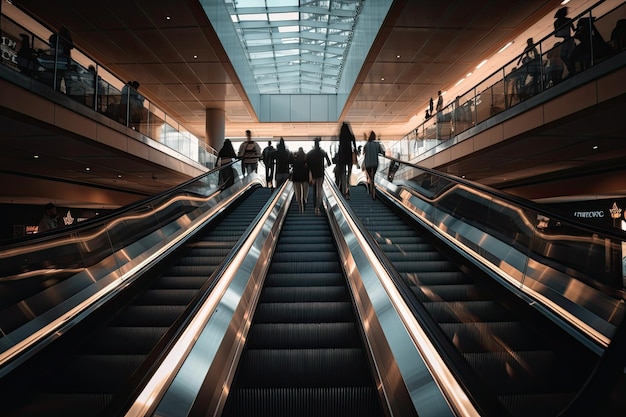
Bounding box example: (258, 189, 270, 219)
(388, 1, 626, 200)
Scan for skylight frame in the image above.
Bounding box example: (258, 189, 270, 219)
(224, 0, 364, 94)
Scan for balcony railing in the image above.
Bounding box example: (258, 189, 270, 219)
(0, 11, 217, 168)
(390, 0, 626, 162)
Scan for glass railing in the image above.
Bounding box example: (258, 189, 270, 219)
(390, 0, 626, 162)
(0, 161, 244, 363)
(0, 12, 217, 168)
(377, 156, 625, 349)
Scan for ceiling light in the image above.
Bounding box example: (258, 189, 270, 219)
(466, 72, 473, 77)
(396, 55, 401, 59)
(85, 167, 90, 171)
(454, 78, 465, 86)
(476, 59, 488, 69)
(593, 145, 598, 150)
(381, 77, 385, 81)
(117, 174, 122, 178)
(498, 42, 513, 54)
(166, 16, 171, 20)
(561, 0, 570, 5)
(193, 55, 198, 59)
(33, 155, 39, 159)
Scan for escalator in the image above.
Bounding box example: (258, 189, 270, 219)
(221, 190, 385, 417)
(347, 184, 599, 417)
(0, 187, 272, 417)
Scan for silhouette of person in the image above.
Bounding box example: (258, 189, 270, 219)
(362, 131, 385, 200)
(337, 122, 356, 198)
(545, 42, 564, 87)
(261, 140, 275, 188)
(429, 97, 434, 115)
(554, 7, 576, 75)
(87, 65, 105, 111)
(306, 138, 331, 215)
(611, 19, 626, 53)
(291, 147, 309, 213)
(518, 38, 539, 66)
(271, 138, 291, 188)
(238, 129, 261, 174)
(571, 17, 611, 73)
(48, 26, 74, 92)
(129, 81, 144, 129)
(517, 38, 541, 95)
(217, 139, 237, 189)
(436, 90, 443, 113)
(17, 34, 36, 76)
(38, 202, 58, 232)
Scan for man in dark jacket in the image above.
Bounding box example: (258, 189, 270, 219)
(306, 138, 331, 215)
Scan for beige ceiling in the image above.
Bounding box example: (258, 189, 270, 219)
(2, 0, 626, 208)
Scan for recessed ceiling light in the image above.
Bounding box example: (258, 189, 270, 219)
(85, 167, 90, 171)
(193, 55, 198, 59)
(117, 174, 122, 178)
(33, 155, 39, 159)
(166, 16, 171, 20)
(381, 77, 385, 81)
(476, 59, 488, 69)
(498, 42, 513, 54)
(396, 54, 401, 59)
(593, 145, 598, 150)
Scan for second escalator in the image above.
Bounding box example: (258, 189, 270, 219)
(0, 187, 272, 417)
(347, 184, 599, 417)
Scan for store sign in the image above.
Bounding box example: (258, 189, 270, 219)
(573, 210, 605, 218)
(1, 36, 18, 65)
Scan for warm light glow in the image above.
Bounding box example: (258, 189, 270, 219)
(497, 42, 513, 54)
(476, 59, 488, 69)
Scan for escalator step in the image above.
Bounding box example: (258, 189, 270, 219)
(7, 393, 113, 417)
(173, 255, 225, 266)
(410, 284, 490, 302)
(385, 251, 447, 262)
(269, 261, 342, 274)
(271, 251, 340, 263)
(134, 288, 197, 305)
(235, 348, 371, 387)
(165, 265, 217, 276)
(402, 271, 470, 285)
(253, 302, 355, 323)
(378, 242, 436, 253)
(464, 350, 585, 393)
(274, 243, 337, 253)
(246, 322, 361, 349)
(263, 272, 344, 287)
(440, 322, 550, 352)
(81, 326, 168, 354)
(498, 392, 574, 417)
(259, 286, 348, 302)
(423, 300, 516, 323)
(372, 236, 428, 245)
(223, 386, 382, 417)
(50, 354, 145, 392)
(110, 305, 186, 326)
(151, 275, 209, 289)
(390, 260, 457, 272)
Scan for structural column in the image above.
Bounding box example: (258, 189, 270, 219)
(205, 108, 225, 153)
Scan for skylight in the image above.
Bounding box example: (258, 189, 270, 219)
(224, 0, 364, 94)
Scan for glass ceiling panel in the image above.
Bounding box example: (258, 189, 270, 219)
(224, 0, 364, 94)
